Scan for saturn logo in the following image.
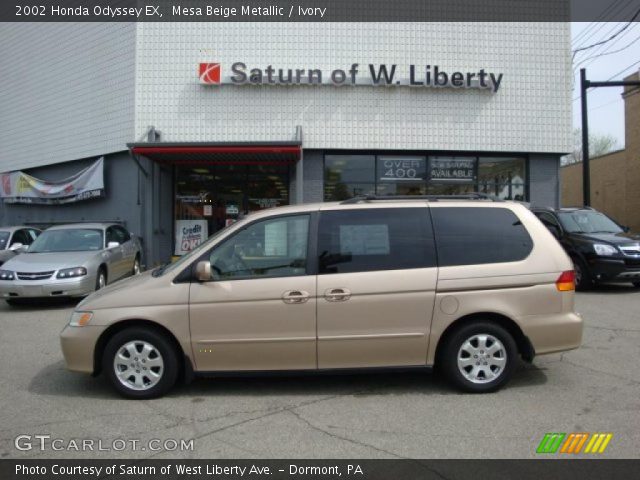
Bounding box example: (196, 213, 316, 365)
(199, 63, 221, 85)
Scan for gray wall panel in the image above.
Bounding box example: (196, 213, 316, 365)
(0, 23, 136, 172)
(529, 154, 560, 208)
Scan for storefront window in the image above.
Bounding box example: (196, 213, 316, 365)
(324, 154, 527, 201)
(478, 157, 526, 201)
(174, 164, 289, 255)
(324, 155, 375, 201)
(376, 156, 427, 196)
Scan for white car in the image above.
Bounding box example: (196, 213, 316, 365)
(0, 226, 41, 266)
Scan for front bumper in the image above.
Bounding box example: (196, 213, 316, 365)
(0, 274, 96, 299)
(60, 324, 106, 373)
(588, 258, 640, 282)
(519, 311, 583, 356)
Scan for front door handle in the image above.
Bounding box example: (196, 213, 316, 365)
(282, 290, 310, 304)
(324, 287, 352, 302)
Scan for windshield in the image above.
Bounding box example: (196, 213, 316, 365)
(28, 229, 104, 253)
(157, 223, 239, 276)
(0, 231, 9, 250)
(557, 211, 623, 234)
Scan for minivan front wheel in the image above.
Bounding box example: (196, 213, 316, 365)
(440, 322, 518, 393)
(103, 328, 178, 399)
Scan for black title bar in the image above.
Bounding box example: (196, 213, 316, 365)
(2, 459, 640, 480)
(1, 0, 640, 22)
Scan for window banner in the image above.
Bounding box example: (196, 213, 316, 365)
(175, 219, 208, 256)
(0, 157, 105, 204)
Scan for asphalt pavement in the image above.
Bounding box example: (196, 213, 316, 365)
(1, 286, 639, 459)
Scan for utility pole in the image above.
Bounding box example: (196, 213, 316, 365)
(579, 68, 640, 206)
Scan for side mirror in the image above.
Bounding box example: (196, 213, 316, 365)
(195, 260, 212, 282)
(107, 241, 120, 249)
(9, 243, 25, 252)
(622, 225, 630, 233)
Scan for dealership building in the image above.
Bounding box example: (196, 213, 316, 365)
(0, 22, 572, 266)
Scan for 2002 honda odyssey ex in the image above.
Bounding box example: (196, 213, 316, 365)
(60, 196, 583, 399)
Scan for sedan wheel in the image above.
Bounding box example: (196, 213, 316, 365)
(132, 257, 141, 275)
(95, 270, 106, 290)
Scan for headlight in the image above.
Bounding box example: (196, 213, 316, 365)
(69, 311, 93, 327)
(0, 269, 15, 281)
(593, 244, 618, 256)
(57, 267, 87, 279)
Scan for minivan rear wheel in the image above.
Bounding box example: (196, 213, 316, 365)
(440, 322, 518, 393)
(103, 328, 178, 399)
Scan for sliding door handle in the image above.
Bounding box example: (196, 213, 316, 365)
(324, 288, 352, 302)
(282, 290, 310, 304)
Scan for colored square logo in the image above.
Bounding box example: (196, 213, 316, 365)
(199, 63, 221, 84)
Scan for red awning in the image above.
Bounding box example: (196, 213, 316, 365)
(128, 143, 301, 165)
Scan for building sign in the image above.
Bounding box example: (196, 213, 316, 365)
(0, 157, 105, 205)
(175, 220, 208, 256)
(199, 63, 504, 92)
(429, 157, 477, 182)
(378, 157, 427, 181)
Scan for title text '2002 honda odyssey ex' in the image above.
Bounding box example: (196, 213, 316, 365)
(60, 196, 583, 399)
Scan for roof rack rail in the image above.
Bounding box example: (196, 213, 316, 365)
(340, 193, 502, 204)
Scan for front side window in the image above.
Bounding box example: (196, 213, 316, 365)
(432, 207, 533, 266)
(208, 215, 309, 280)
(318, 208, 436, 274)
(10, 229, 31, 246)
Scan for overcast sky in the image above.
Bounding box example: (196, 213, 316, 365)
(571, 21, 640, 149)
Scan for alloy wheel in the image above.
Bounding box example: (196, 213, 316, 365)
(457, 334, 507, 384)
(113, 340, 164, 391)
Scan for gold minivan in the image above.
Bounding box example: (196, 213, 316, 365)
(60, 197, 583, 399)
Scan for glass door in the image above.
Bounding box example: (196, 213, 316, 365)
(174, 163, 290, 255)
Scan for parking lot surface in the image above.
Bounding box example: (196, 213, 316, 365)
(1, 286, 639, 459)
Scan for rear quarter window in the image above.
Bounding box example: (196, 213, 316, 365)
(431, 207, 533, 266)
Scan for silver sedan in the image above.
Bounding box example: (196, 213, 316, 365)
(0, 223, 141, 305)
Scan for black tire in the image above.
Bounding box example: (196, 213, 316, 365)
(633, 282, 640, 289)
(103, 327, 179, 399)
(95, 268, 107, 291)
(572, 256, 592, 291)
(132, 255, 141, 276)
(439, 322, 518, 393)
(5, 299, 20, 306)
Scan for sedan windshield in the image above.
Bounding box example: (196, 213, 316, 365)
(28, 229, 104, 253)
(0, 231, 9, 250)
(557, 211, 623, 234)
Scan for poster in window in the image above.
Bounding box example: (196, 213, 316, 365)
(429, 157, 476, 182)
(174, 220, 208, 256)
(378, 157, 427, 182)
(339, 224, 390, 255)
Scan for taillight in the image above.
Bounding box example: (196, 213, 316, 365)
(556, 270, 575, 291)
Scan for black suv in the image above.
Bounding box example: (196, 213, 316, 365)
(532, 207, 640, 290)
